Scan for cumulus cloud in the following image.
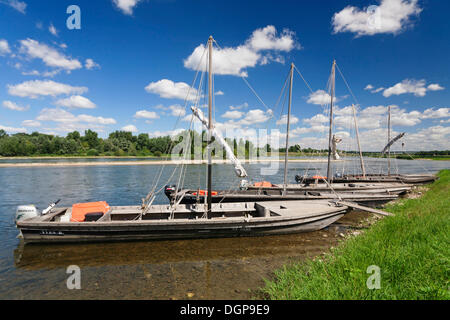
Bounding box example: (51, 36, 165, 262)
(112, 0, 142, 15)
(0, 124, 26, 133)
(383, 79, 444, 97)
(2, 100, 29, 111)
(276, 114, 299, 126)
(134, 110, 160, 119)
(307, 90, 338, 105)
(184, 25, 299, 77)
(332, 0, 422, 37)
(22, 120, 41, 127)
(121, 124, 138, 132)
(222, 110, 244, 120)
(19, 39, 82, 71)
(55, 95, 97, 109)
(145, 79, 199, 101)
(8, 80, 88, 99)
(34, 108, 116, 134)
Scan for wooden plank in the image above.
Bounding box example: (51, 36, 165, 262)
(337, 201, 392, 217)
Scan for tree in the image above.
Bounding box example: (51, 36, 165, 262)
(83, 129, 99, 149)
(0, 129, 7, 139)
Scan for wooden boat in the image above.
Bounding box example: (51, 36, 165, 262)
(244, 181, 411, 195)
(295, 173, 437, 185)
(16, 201, 349, 243)
(15, 37, 354, 244)
(165, 186, 398, 207)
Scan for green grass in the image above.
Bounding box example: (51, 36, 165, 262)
(260, 170, 450, 300)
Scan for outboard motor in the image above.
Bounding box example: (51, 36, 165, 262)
(164, 184, 177, 198)
(15, 205, 39, 222)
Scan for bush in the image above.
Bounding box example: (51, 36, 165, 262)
(153, 151, 162, 157)
(86, 148, 99, 156)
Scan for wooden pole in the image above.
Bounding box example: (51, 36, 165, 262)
(352, 104, 366, 178)
(207, 36, 213, 216)
(283, 63, 294, 194)
(388, 105, 391, 176)
(326, 60, 336, 182)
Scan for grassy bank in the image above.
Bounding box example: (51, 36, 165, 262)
(261, 170, 450, 300)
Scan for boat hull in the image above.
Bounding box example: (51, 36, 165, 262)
(17, 202, 348, 243)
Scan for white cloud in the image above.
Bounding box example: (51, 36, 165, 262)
(304, 114, 329, 126)
(364, 84, 374, 90)
(247, 25, 298, 51)
(145, 79, 199, 101)
(307, 90, 337, 105)
(134, 110, 160, 119)
(19, 39, 82, 71)
(0, 0, 26, 14)
(49, 23, 58, 36)
(112, 0, 142, 15)
(2, 100, 29, 111)
(238, 109, 272, 126)
(427, 84, 444, 91)
(332, 0, 422, 37)
(422, 107, 450, 119)
(85, 58, 100, 70)
(8, 80, 88, 99)
(215, 90, 224, 96)
(37, 108, 116, 125)
(222, 110, 243, 119)
(21, 70, 40, 76)
(168, 104, 186, 117)
(121, 124, 138, 132)
(0, 39, 11, 55)
(184, 25, 299, 77)
(383, 79, 444, 97)
(230, 102, 249, 110)
(55, 95, 96, 109)
(0, 124, 26, 133)
(276, 114, 299, 125)
(22, 120, 41, 127)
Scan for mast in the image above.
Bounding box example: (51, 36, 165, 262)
(387, 105, 391, 176)
(326, 60, 336, 182)
(207, 36, 213, 216)
(283, 63, 294, 194)
(352, 104, 366, 178)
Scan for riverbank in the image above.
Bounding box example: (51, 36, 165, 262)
(260, 169, 450, 300)
(0, 158, 336, 167)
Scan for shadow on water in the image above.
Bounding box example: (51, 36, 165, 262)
(6, 212, 365, 300)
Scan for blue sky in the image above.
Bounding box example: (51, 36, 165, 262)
(0, 0, 449, 151)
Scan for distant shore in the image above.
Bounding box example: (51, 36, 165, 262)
(0, 158, 338, 168)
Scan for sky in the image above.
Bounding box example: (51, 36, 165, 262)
(0, 0, 449, 151)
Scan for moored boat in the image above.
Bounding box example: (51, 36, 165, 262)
(16, 200, 349, 243)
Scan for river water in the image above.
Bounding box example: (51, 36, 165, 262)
(0, 157, 448, 299)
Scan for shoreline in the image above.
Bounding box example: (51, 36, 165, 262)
(0, 158, 338, 168)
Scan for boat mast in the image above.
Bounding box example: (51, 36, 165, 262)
(387, 105, 391, 176)
(352, 104, 366, 178)
(207, 36, 213, 216)
(283, 63, 294, 194)
(326, 60, 336, 182)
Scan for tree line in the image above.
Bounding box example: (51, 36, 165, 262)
(0, 129, 273, 158)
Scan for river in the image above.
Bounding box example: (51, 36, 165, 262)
(0, 157, 448, 299)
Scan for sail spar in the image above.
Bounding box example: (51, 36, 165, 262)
(191, 106, 248, 178)
(381, 132, 406, 156)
